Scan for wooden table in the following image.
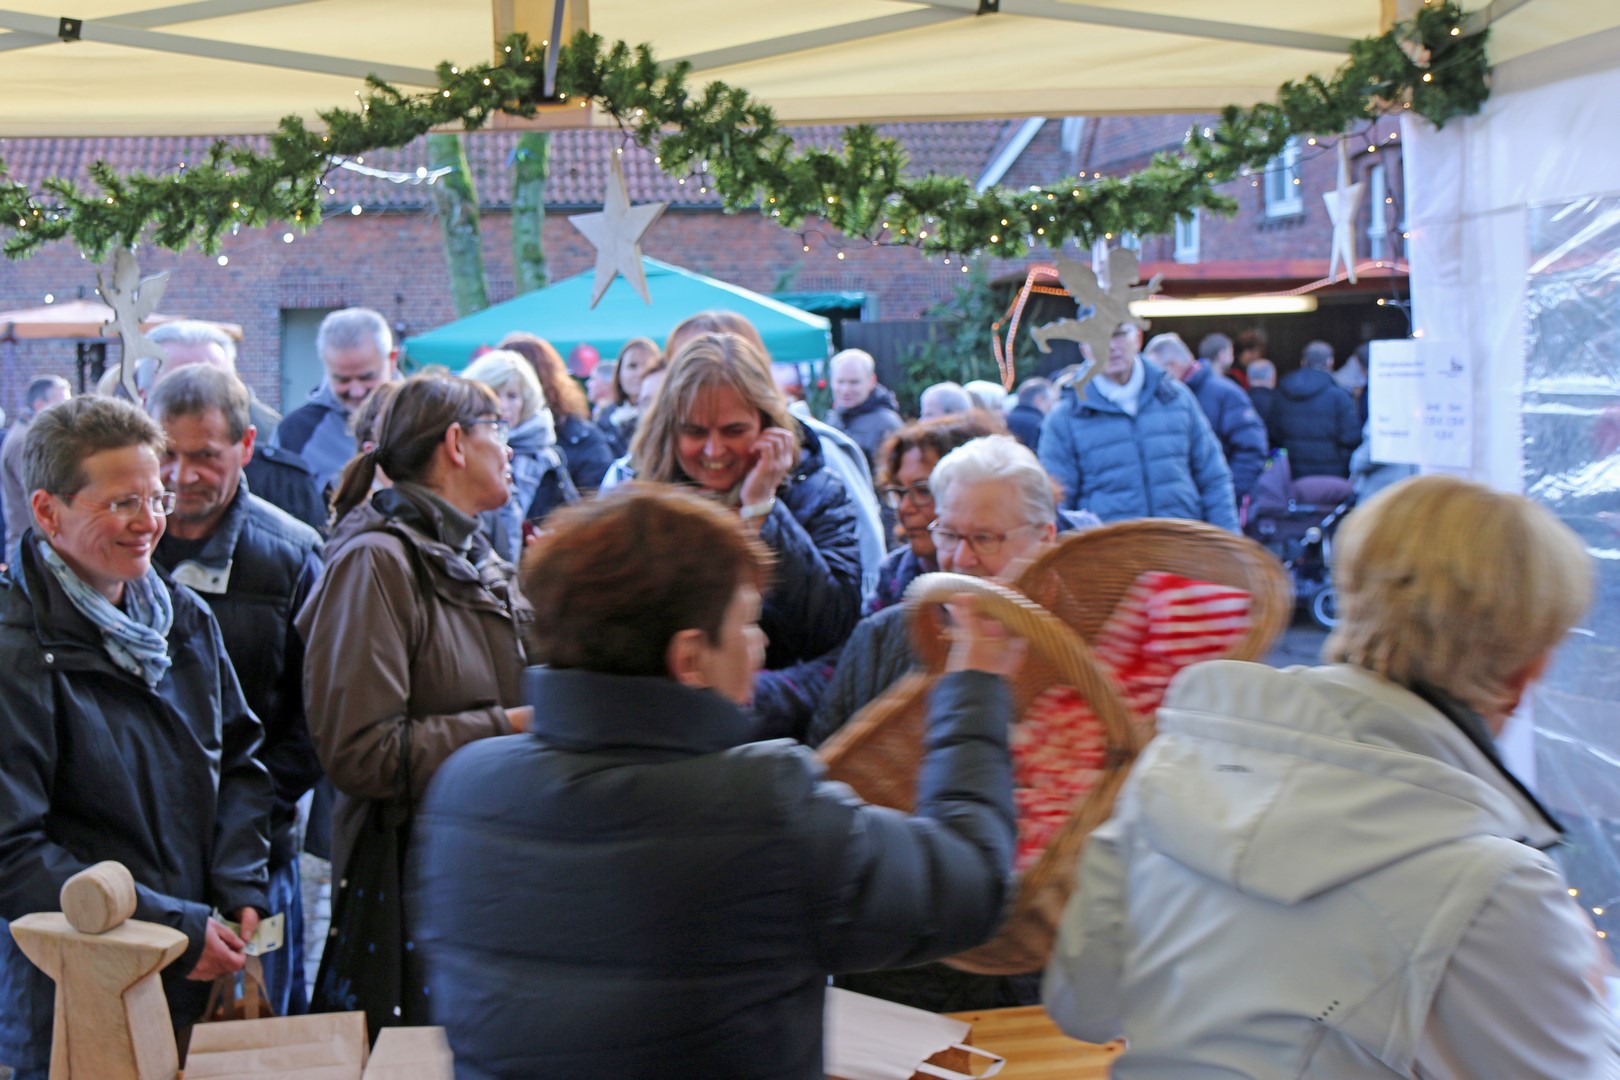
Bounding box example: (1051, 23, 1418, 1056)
(944, 1007, 1121, 1078)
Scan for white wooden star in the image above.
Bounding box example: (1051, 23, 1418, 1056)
(1322, 140, 1366, 284)
(568, 155, 666, 308)
(97, 249, 170, 400)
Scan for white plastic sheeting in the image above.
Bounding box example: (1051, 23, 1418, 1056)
(1405, 46, 1620, 950)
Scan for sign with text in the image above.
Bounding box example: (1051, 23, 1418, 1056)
(1420, 343, 1472, 469)
(1368, 339, 1423, 465)
(1368, 339, 1472, 470)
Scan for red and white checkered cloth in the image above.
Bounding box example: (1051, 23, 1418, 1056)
(1010, 572, 1253, 871)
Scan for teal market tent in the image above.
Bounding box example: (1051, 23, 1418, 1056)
(403, 257, 831, 369)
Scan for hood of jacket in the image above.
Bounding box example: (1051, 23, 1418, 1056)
(507, 409, 557, 454)
(1278, 366, 1341, 403)
(1068, 357, 1173, 416)
(835, 383, 901, 422)
(1134, 661, 1561, 906)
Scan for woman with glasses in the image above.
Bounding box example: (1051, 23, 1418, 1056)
(462, 349, 577, 561)
(0, 396, 273, 1079)
(867, 411, 1007, 617)
(297, 374, 535, 1031)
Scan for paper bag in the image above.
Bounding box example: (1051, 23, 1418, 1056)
(364, 1027, 454, 1080)
(184, 1010, 368, 1080)
(824, 988, 1004, 1080)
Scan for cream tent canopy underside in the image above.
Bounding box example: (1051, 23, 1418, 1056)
(0, 0, 1611, 136)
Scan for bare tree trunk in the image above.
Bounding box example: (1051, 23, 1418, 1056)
(511, 132, 551, 294)
(428, 133, 489, 317)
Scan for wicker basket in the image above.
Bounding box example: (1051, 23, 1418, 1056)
(817, 520, 1291, 974)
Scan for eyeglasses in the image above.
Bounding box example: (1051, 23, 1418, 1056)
(56, 491, 178, 518)
(880, 479, 934, 510)
(927, 521, 1039, 557)
(467, 417, 511, 446)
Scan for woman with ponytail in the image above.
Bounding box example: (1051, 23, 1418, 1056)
(296, 374, 535, 1032)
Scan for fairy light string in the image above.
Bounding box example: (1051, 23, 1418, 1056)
(0, 2, 1485, 262)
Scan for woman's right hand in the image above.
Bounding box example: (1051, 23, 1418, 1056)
(505, 705, 534, 733)
(944, 596, 1027, 679)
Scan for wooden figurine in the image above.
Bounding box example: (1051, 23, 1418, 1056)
(9, 861, 188, 1080)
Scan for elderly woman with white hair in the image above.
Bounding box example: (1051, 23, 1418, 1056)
(1046, 475, 1617, 1078)
(462, 349, 576, 561)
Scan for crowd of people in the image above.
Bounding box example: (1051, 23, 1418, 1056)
(0, 305, 1611, 1080)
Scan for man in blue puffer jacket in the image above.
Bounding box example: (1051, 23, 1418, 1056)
(1038, 321, 1238, 531)
(412, 486, 1018, 1080)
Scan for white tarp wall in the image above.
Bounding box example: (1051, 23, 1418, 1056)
(1405, 27, 1620, 946)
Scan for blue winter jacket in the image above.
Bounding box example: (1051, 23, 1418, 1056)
(1267, 367, 1363, 479)
(1184, 360, 1269, 499)
(1038, 361, 1239, 531)
(413, 667, 1015, 1080)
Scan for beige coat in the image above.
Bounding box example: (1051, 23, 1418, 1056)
(296, 488, 533, 879)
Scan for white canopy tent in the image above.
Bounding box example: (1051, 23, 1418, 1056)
(0, 1, 1612, 134)
(2, 0, 1617, 896)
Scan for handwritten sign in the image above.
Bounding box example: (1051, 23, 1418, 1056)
(1368, 339, 1423, 465)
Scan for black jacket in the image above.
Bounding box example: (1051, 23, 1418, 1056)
(1006, 403, 1045, 452)
(758, 422, 863, 669)
(1267, 367, 1362, 479)
(414, 667, 1015, 1080)
(558, 413, 615, 493)
(244, 442, 327, 535)
(0, 535, 272, 1059)
(154, 486, 325, 866)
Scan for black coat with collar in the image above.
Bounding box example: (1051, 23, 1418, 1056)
(0, 534, 272, 1058)
(154, 487, 325, 865)
(413, 666, 1015, 1080)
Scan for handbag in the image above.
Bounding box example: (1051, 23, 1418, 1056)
(203, 954, 274, 1022)
(308, 718, 422, 1038)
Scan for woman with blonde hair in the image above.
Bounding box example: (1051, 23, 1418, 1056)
(1046, 475, 1612, 1078)
(626, 331, 861, 670)
(657, 310, 888, 597)
(463, 349, 576, 561)
(497, 332, 616, 493)
(298, 374, 535, 1035)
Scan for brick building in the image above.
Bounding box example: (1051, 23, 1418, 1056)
(0, 115, 1403, 415)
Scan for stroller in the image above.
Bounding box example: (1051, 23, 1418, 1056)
(1243, 450, 1356, 630)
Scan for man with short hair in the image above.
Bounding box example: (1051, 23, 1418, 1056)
(919, 381, 973, 421)
(1268, 340, 1362, 478)
(825, 349, 903, 466)
(1246, 358, 1278, 426)
(1039, 322, 1238, 530)
(1, 375, 71, 550)
(1007, 377, 1054, 452)
(1147, 333, 1268, 500)
(147, 365, 325, 1016)
(272, 308, 398, 494)
(147, 321, 326, 532)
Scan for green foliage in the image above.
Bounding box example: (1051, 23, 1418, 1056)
(890, 266, 1028, 413)
(0, 2, 1486, 262)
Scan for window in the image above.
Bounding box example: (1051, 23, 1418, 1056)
(1367, 163, 1390, 260)
(1264, 137, 1303, 217)
(1117, 231, 1142, 253)
(1174, 211, 1200, 263)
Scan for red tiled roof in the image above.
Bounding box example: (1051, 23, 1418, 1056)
(0, 120, 1014, 215)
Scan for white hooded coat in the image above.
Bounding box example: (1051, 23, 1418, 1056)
(1045, 661, 1620, 1079)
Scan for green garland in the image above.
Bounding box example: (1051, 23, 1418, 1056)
(0, 1, 1486, 262)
